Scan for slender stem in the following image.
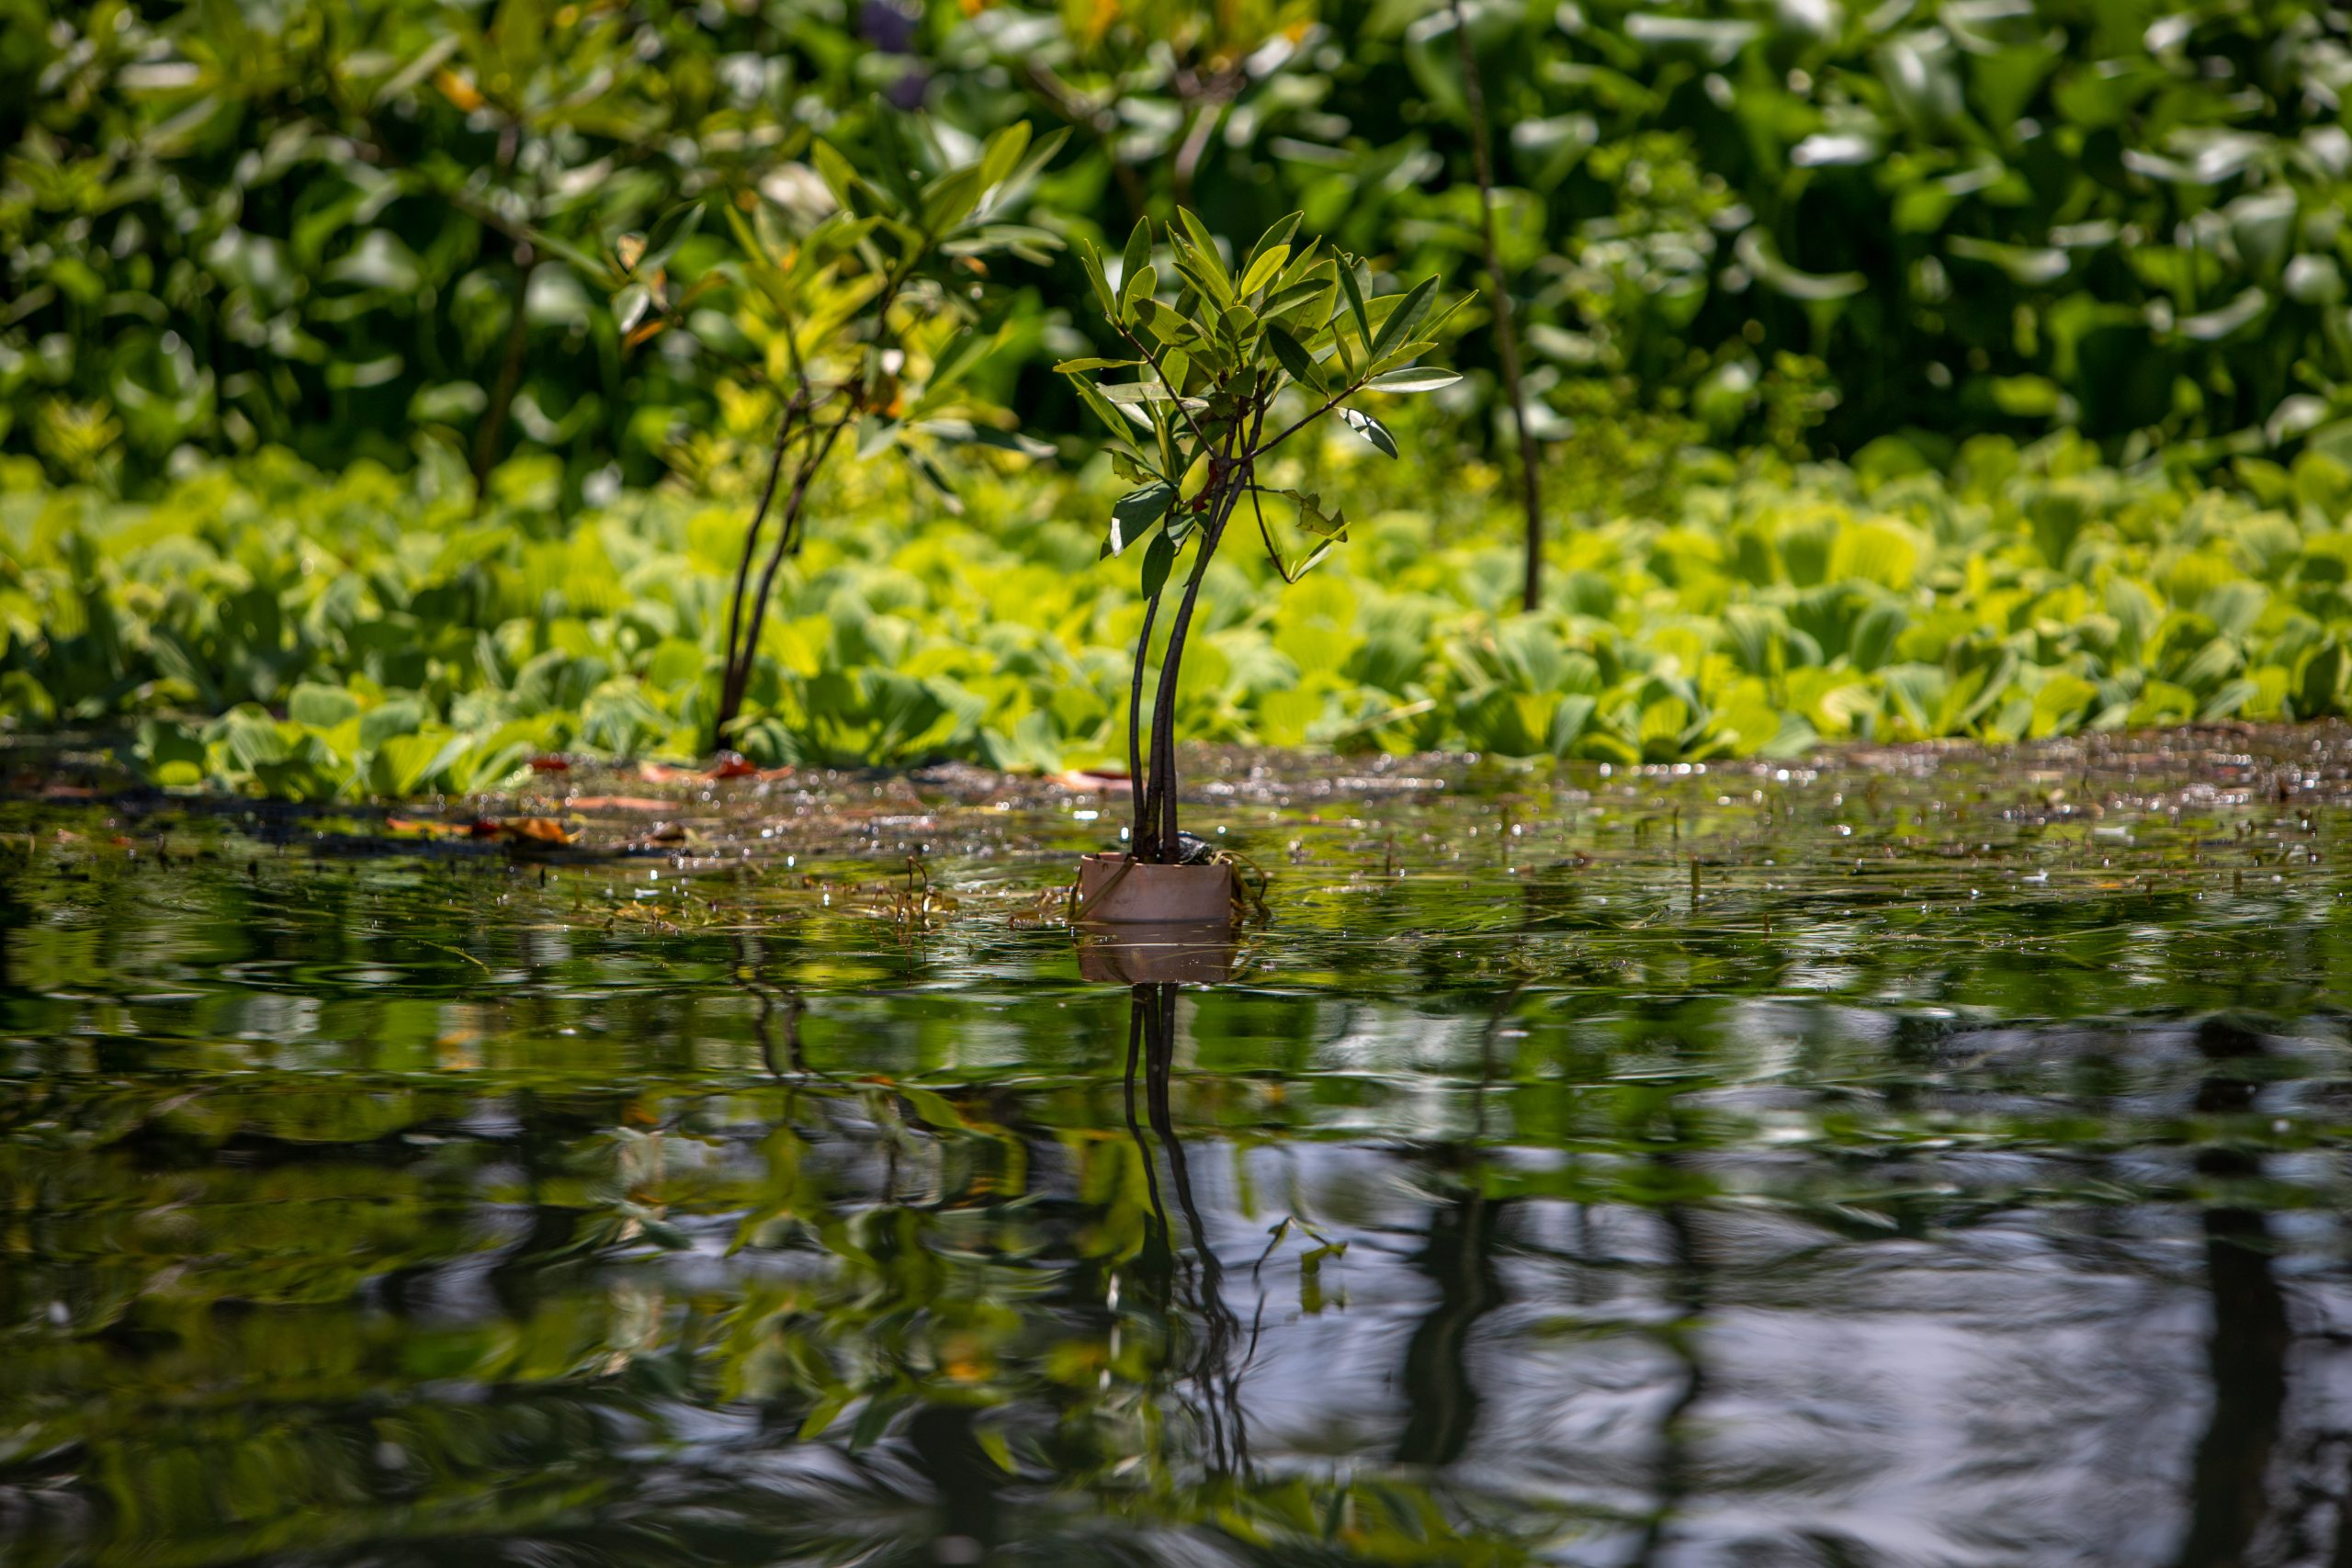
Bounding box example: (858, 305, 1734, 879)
(469, 243, 538, 504)
(1141, 415, 1252, 860)
(1114, 320, 1217, 453)
(713, 396, 805, 752)
(1144, 525, 1217, 860)
(1451, 0, 1546, 613)
(1258, 371, 1375, 459)
(724, 420, 850, 739)
(1127, 588, 1162, 850)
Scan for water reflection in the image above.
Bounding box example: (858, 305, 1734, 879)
(12, 750, 2352, 1563)
(2176, 1016, 2290, 1568)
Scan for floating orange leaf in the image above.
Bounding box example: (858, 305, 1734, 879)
(498, 817, 578, 846)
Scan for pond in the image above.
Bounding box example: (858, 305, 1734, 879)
(6, 730, 2352, 1566)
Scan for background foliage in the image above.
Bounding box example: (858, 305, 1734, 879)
(15, 422, 2352, 793)
(11, 0, 2352, 497)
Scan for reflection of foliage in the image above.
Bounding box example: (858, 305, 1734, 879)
(7, 794, 2352, 1561)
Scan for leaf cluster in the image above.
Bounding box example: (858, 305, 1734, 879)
(1060, 209, 1460, 593)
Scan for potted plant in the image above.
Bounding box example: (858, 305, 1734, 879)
(1058, 210, 1462, 922)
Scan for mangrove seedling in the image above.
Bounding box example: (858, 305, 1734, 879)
(1060, 209, 1462, 867)
(599, 118, 1065, 754)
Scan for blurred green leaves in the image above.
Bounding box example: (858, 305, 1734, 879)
(16, 418, 2352, 792)
(14, 0, 2352, 492)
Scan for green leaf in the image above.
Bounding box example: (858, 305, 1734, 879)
(1272, 239, 1327, 294)
(1108, 482, 1177, 555)
(1070, 376, 1137, 441)
(613, 283, 652, 333)
(978, 120, 1031, 191)
(1266, 324, 1322, 389)
(856, 415, 899, 458)
(1367, 367, 1460, 393)
(798, 1390, 854, 1442)
(1077, 239, 1116, 318)
(1339, 406, 1399, 457)
(1368, 276, 1436, 363)
(1121, 217, 1153, 299)
(1174, 207, 1230, 293)
(1119, 263, 1157, 321)
(1054, 356, 1140, 373)
(1368, 338, 1442, 377)
(1139, 530, 1176, 597)
(1238, 243, 1291, 299)
(921, 328, 997, 402)
(1099, 379, 1189, 404)
(1261, 268, 1334, 321)
(996, 125, 1069, 205)
(1135, 297, 1192, 348)
(810, 141, 861, 212)
(922, 165, 984, 233)
(641, 202, 703, 276)
(1281, 489, 1348, 537)
(1336, 255, 1372, 347)
(1243, 214, 1304, 280)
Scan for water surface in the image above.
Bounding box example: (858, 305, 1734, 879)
(7, 734, 2352, 1565)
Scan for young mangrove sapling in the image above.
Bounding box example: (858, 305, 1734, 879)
(596, 118, 1066, 754)
(1059, 210, 1463, 863)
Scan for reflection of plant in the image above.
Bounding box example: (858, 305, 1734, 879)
(1059, 210, 1460, 856)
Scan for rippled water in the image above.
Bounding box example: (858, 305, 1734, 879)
(8, 734, 2352, 1566)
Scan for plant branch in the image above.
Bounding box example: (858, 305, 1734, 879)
(1112, 319, 1218, 453)
(1258, 369, 1374, 458)
(708, 211, 938, 750)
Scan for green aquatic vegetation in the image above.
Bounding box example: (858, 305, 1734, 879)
(9, 430, 2352, 797)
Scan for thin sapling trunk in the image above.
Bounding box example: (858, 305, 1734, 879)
(1450, 0, 1547, 614)
(470, 243, 539, 508)
(1062, 210, 1461, 876)
(713, 400, 804, 752)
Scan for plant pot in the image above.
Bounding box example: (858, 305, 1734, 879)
(1075, 922, 1238, 985)
(1074, 852, 1234, 925)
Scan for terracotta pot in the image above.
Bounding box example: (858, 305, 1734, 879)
(1074, 852, 1234, 925)
(1074, 922, 1238, 985)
